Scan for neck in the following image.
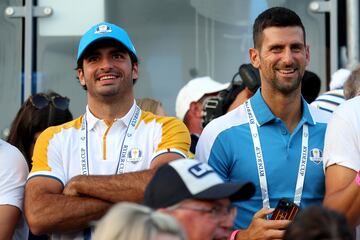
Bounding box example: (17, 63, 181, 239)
(87, 95, 134, 122)
(185, 118, 203, 135)
(261, 89, 302, 133)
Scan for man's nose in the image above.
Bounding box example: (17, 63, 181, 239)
(219, 213, 235, 227)
(282, 48, 294, 65)
(99, 57, 114, 70)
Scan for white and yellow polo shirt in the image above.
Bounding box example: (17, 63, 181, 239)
(29, 103, 190, 186)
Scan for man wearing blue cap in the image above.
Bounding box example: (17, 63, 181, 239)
(24, 22, 190, 239)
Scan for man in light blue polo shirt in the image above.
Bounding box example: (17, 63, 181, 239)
(196, 7, 330, 240)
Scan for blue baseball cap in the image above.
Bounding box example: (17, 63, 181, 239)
(77, 22, 137, 62)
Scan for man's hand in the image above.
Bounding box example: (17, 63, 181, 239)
(63, 176, 81, 197)
(236, 208, 291, 240)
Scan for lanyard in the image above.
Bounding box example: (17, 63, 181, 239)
(80, 105, 141, 175)
(245, 100, 309, 208)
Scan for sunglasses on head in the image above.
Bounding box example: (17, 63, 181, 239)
(30, 93, 70, 111)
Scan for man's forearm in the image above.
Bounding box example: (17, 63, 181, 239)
(65, 169, 156, 203)
(347, 191, 360, 227)
(25, 192, 111, 235)
(324, 182, 358, 212)
(324, 179, 360, 227)
(63, 153, 182, 203)
(0, 205, 20, 240)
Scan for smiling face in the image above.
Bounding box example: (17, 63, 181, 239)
(250, 26, 309, 96)
(77, 40, 138, 102)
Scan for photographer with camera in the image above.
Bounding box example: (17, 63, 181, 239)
(175, 76, 229, 154)
(202, 64, 261, 127)
(176, 70, 260, 155)
(196, 7, 331, 240)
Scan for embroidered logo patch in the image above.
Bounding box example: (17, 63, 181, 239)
(188, 162, 214, 178)
(309, 148, 323, 164)
(127, 147, 143, 164)
(95, 24, 112, 34)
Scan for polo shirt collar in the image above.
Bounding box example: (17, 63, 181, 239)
(301, 97, 316, 126)
(250, 88, 316, 126)
(85, 100, 137, 130)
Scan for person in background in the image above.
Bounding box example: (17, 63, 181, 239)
(311, 68, 351, 113)
(93, 202, 185, 240)
(301, 70, 321, 103)
(323, 96, 360, 230)
(175, 76, 228, 154)
(0, 139, 29, 240)
(7, 91, 72, 239)
(343, 65, 360, 100)
(196, 7, 330, 240)
(24, 22, 190, 239)
(322, 66, 360, 236)
(144, 158, 255, 240)
(136, 98, 166, 116)
(7, 91, 73, 170)
(283, 205, 353, 240)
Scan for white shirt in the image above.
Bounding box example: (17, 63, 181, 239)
(0, 139, 29, 240)
(29, 103, 190, 239)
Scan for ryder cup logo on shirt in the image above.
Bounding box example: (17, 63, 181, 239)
(309, 148, 323, 164)
(127, 147, 143, 164)
(95, 24, 112, 34)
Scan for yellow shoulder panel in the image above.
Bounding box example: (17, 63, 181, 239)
(31, 116, 82, 173)
(137, 111, 191, 156)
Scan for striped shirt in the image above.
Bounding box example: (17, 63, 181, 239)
(311, 89, 345, 113)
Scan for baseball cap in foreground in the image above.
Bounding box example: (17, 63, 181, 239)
(175, 76, 229, 120)
(77, 22, 137, 62)
(144, 159, 255, 209)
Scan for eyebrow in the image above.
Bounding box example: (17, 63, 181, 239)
(267, 42, 305, 50)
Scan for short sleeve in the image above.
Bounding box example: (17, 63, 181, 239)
(29, 126, 66, 186)
(0, 141, 29, 210)
(323, 99, 360, 171)
(153, 117, 191, 159)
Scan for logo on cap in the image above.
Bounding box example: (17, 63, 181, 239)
(188, 162, 214, 178)
(309, 148, 323, 164)
(95, 24, 112, 34)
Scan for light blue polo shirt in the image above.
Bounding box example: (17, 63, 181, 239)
(196, 89, 330, 229)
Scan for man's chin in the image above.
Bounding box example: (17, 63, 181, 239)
(213, 229, 232, 240)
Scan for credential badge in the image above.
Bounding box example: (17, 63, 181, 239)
(309, 148, 323, 164)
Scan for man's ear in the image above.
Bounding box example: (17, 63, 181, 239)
(189, 101, 203, 118)
(77, 68, 86, 87)
(132, 62, 139, 80)
(305, 45, 310, 67)
(249, 48, 260, 69)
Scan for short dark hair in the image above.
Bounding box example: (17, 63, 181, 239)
(284, 205, 354, 240)
(76, 39, 138, 90)
(7, 91, 73, 169)
(253, 7, 306, 49)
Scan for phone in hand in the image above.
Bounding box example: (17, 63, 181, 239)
(270, 198, 300, 220)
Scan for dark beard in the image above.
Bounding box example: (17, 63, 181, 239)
(272, 75, 302, 95)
